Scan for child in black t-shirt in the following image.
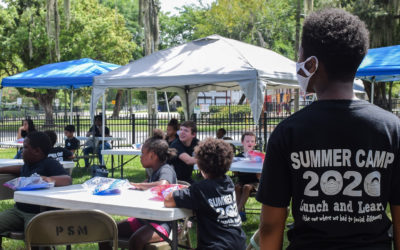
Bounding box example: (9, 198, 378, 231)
(44, 130, 73, 161)
(64, 125, 80, 155)
(235, 131, 260, 221)
(99, 134, 177, 250)
(165, 138, 247, 250)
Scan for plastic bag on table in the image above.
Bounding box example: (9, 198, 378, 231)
(147, 184, 187, 201)
(82, 177, 131, 195)
(3, 173, 55, 191)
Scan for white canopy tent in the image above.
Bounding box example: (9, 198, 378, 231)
(91, 34, 298, 122)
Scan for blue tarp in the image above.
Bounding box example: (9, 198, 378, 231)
(356, 45, 400, 82)
(1, 58, 120, 89)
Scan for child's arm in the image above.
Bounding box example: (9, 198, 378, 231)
(179, 153, 197, 165)
(17, 127, 24, 139)
(164, 191, 177, 207)
(42, 175, 72, 187)
(131, 180, 170, 190)
(259, 204, 287, 250)
(391, 205, 400, 250)
(0, 165, 21, 175)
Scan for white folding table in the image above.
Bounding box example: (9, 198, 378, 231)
(14, 184, 192, 250)
(194, 158, 263, 174)
(0, 159, 75, 175)
(101, 148, 142, 178)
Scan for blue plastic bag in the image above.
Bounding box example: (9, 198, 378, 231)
(82, 177, 131, 195)
(4, 173, 55, 191)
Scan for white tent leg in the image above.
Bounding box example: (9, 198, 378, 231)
(70, 89, 74, 124)
(164, 91, 170, 120)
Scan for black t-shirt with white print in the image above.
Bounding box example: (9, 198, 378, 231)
(173, 175, 246, 250)
(65, 137, 80, 151)
(256, 100, 400, 250)
(48, 147, 73, 161)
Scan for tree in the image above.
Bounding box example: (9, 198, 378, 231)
(194, 0, 297, 59)
(315, 0, 400, 109)
(0, 0, 136, 124)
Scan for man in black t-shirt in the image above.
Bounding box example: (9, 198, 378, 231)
(44, 130, 74, 161)
(0, 132, 71, 234)
(169, 120, 199, 183)
(257, 9, 400, 250)
(83, 115, 111, 167)
(165, 138, 246, 250)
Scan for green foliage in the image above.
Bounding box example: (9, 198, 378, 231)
(194, 0, 297, 59)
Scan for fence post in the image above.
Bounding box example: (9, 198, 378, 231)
(76, 115, 80, 136)
(131, 114, 135, 144)
(263, 111, 268, 152)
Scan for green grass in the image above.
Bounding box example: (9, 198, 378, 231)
(0, 148, 263, 249)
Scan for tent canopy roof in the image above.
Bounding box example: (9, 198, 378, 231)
(1, 58, 120, 89)
(356, 45, 400, 82)
(92, 35, 298, 121)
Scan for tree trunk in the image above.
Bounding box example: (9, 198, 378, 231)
(37, 89, 57, 126)
(112, 89, 124, 118)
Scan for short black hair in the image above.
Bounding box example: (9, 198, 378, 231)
(26, 131, 52, 156)
(167, 118, 179, 131)
(301, 8, 369, 81)
(180, 121, 197, 134)
(64, 125, 75, 133)
(217, 128, 226, 135)
(44, 130, 57, 147)
(195, 138, 233, 179)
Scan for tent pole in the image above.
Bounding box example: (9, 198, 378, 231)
(164, 91, 170, 120)
(102, 92, 106, 164)
(185, 87, 190, 121)
(0, 88, 3, 120)
(371, 78, 375, 104)
(70, 89, 73, 124)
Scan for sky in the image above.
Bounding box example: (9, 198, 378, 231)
(159, 0, 216, 15)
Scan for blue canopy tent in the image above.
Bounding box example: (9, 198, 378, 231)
(356, 45, 400, 103)
(0, 58, 120, 122)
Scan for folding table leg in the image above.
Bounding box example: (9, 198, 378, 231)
(121, 155, 124, 178)
(111, 155, 114, 178)
(171, 220, 178, 250)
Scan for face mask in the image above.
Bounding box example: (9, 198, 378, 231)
(296, 56, 318, 93)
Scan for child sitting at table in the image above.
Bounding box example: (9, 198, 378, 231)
(99, 134, 177, 250)
(64, 125, 80, 155)
(235, 131, 261, 221)
(44, 130, 74, 161)
(165, 138, 246, 250)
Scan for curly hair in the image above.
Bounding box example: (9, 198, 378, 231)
(195, 138, 233, 179)
(143, 135, 177, 163)
(301, 8, 369, 81)
(26, 131, 52, 156)
(152, 128, 165, 140)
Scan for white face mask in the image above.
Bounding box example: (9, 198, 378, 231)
(296, 56, 318, 93)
